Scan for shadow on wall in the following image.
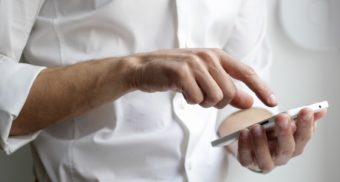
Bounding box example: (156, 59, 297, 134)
(0, 145, 34, 181)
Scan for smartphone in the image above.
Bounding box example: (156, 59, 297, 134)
(211, 101, 329, 147)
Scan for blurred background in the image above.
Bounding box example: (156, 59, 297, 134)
(1, 0, 339, 181)
(227, 0, 340, 181)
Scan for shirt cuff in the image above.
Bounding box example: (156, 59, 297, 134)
(0, 59, 45, 154)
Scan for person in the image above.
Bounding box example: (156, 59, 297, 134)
(0, 0, 327, 181)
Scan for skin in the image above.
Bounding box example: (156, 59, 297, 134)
(11, 48, 276, 135)
(10, 48, 327, 173)
(219, 107, 327, 173)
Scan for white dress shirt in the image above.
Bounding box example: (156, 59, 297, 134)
(0, 0, 276, 181)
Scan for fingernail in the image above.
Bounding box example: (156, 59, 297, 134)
(278, 118, 289, 129)
(269, 94, 277, 105)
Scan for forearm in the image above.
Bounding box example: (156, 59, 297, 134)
(218, 108, 274, 154)
(10, 47, 276, 136)
(11, 57, 133, 136)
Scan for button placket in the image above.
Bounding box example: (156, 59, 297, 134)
(172, 93, 193, 179)
(176, 0, 190, 48)
(173, 93, 188, 120)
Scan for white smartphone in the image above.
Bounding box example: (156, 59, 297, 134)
(211, 101, 329, 147)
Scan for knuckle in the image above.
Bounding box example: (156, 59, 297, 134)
(215, 91, 224, 101)
(197, 50, 219, 64)
(201, 49, 214, 56)
(176, 63, 191, 79)
(243, 65, 257, 78)
(186, 54, 200, 63)
(197, 50, 211, 57)
(216, 96, 233, 109)
(185, 54, 204, 68)
(207, 90, 223, 104)
(190, 95, 204, 104)
(224, 88, 236, 101)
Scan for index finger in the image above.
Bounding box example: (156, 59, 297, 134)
(216, 49, 277, 107)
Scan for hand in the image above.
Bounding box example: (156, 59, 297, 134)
(236, 108, 327, 173)
(124, 48, 277, 109)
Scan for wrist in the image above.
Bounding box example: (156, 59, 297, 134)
(118, 54, 145, 92)
(90, 56, 137, 101)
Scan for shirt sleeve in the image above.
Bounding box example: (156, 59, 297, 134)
(216, 0, 279, 130)
(0, 0, 46, 155)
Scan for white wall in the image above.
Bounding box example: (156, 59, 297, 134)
(1, 0, 339, 181)
(226, 0, 340, 182)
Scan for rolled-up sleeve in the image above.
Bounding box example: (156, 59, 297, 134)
(0, 0, 45, 154)
(216, 0, 279, 129)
